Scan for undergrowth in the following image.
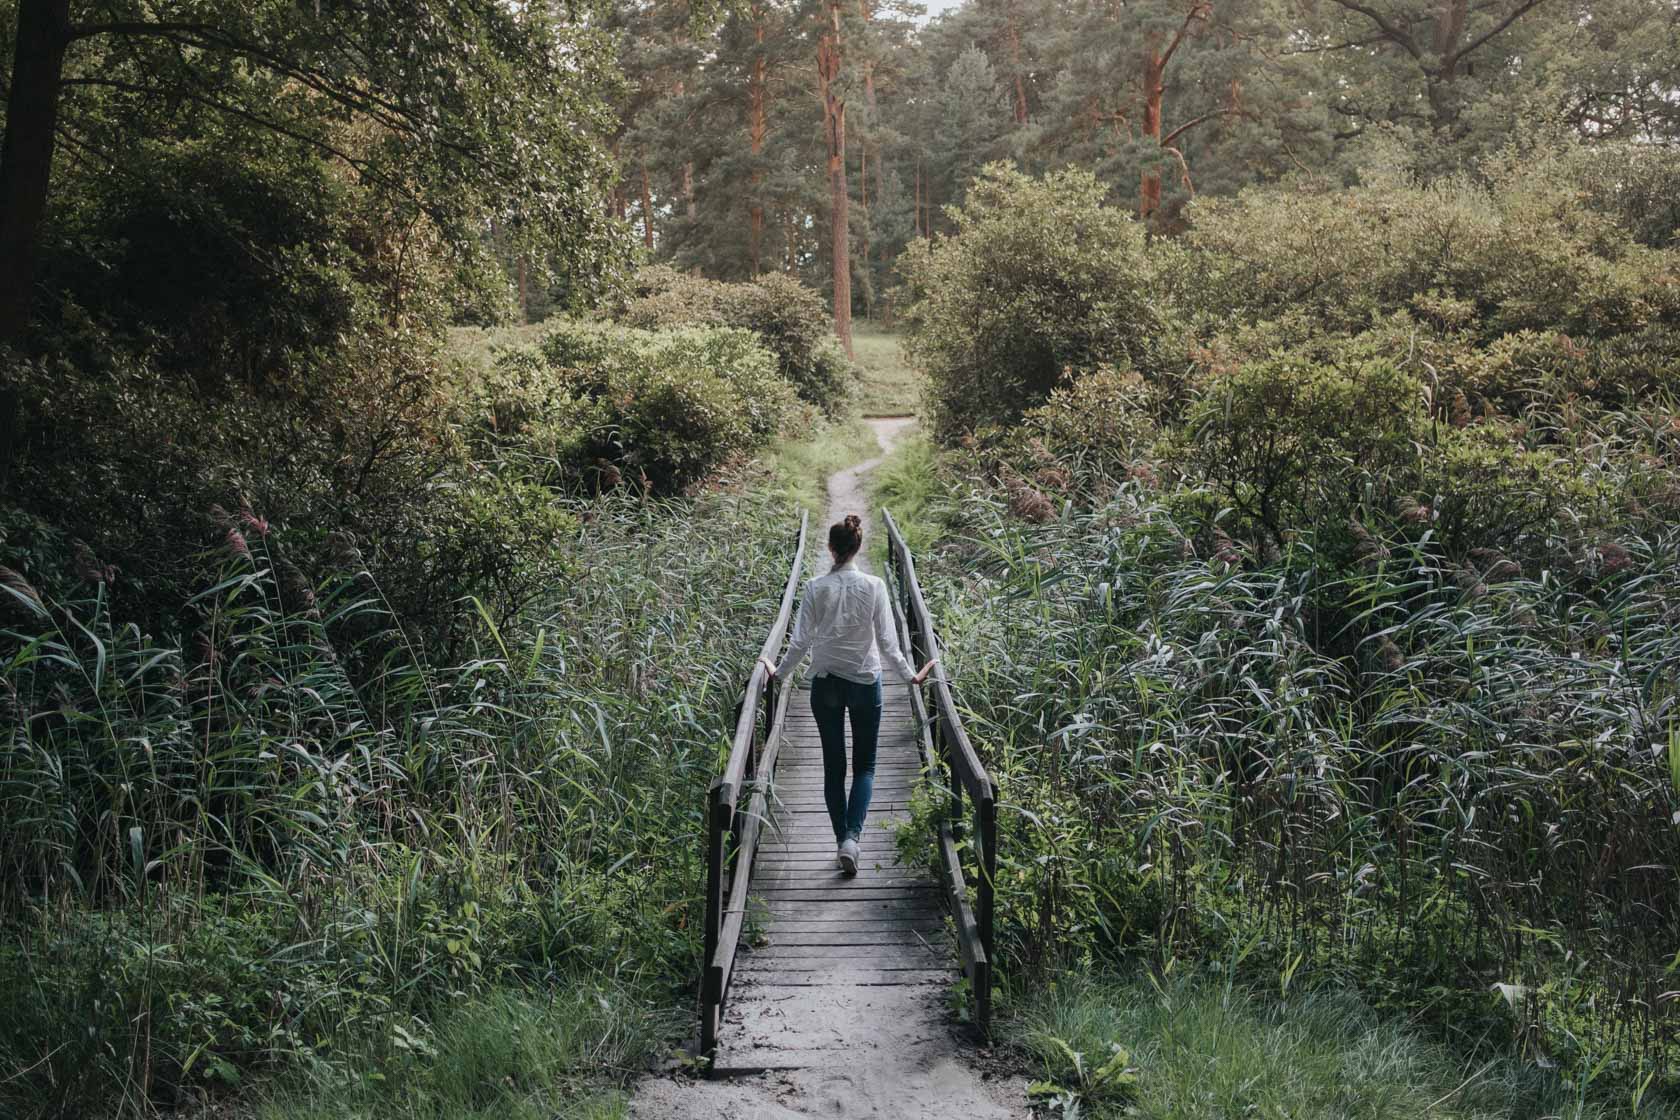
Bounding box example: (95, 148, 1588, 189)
(0, 493, 801, 1117)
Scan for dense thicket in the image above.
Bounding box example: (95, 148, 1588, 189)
(883, 140, 1680, 1093)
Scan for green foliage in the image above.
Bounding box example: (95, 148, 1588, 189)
(1183, 358, 1421, 542)
(0, 493, 800, 1116)
(612, 267, 854, 416)
(1014, 972, 1671, 1120)
(1180, 166, 1680, 352)
(922, 486, 1680, 1083)
(899, 165, 1167, 440)
(460, 320, 795, 494)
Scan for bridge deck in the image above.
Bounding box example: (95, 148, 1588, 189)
(714, 681, 952, 1071)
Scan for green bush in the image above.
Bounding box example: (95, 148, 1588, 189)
(612, 266, 853, 415)
(1183, 358, 1421, 542)
(1180, 168, 1680, 353)
(459, 321, 794, 493)
(899, 164, 1168, 441)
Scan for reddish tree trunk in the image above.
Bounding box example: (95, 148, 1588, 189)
(818, 2, 853, 357)
(1007, 0, 1029, 124)
(640, 165, 656, 250)
(749, 15, 768, 275)
(1139, 45, 1166, 223)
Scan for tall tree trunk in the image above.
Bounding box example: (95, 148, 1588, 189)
(748, 13, 769, 275)
(0, 0, 71, 482)
(640, 165, 656, 250)
(818, 1, 853, 357)
(1137, 3, 1209, 227)
(0, 0, 70, 348)
(1007, 0, 1029, 124)
(1428, 0, 1470, 131)
(517, 257, 529, 322)
(1139, 43, 1166, 224)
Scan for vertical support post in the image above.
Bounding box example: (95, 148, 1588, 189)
(977, 789, 997, 1039)
(701, 780, 731, 1063)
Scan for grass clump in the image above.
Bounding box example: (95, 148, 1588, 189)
(1016, 972, 1678, 1120)
(869, 433, 946, 566)
(258, 983, 667, 1120)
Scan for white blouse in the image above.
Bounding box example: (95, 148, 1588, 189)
(773, 561, 916, 685)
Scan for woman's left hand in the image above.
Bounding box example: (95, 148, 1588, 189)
(758, 657, 778, 680)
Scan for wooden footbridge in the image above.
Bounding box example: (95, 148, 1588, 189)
(698, 511, 998, 1073)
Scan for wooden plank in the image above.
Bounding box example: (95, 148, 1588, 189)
(752, 930, 943, 947)
(740, 944, 946, 962)
(737, 957, 945, 973)
(748, 918, 943, 933)
(730, 969, 950, 987)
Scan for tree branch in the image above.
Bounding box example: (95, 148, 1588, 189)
(1321, 0, 1421, 60)
(1454, 0, 1548, 63)
(1159, 2, 1213, 71)
(1162, 106, 1248, 146)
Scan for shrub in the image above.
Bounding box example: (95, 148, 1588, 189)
(1014, 366, 1162, 492)
(899, 164, 1168, 441)
(612, 266, 854, 415)
(1181, 168, 1680, 354)
(461, 321, 795, 494)
(1183, 357, 1421, 542)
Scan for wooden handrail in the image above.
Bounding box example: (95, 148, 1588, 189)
(882, 508, 998, 1038)
(700, 509, 807, 1065)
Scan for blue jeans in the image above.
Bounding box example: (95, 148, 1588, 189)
(809, 673, 882, 843)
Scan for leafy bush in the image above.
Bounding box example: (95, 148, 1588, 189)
(1180, 167, 1680, 356)
(1183, 358, 1421, 542)
(460, 321, 794, 494)
(899, 164, 1169, 440)
(613, 266, 853, 415)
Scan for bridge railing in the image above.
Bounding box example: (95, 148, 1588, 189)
(700, 509, 808, 1065)
(882, 509, 998, 1038)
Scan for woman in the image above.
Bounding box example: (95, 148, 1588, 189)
(761, 514, 935, 874)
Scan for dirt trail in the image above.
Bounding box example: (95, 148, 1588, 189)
(629, 417, 1026, 1119)
(824, 416, 913, 574)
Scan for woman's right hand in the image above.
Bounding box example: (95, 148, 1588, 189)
(912, 659, 937, 686)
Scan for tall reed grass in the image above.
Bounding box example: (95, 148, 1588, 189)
(925, 481, 1680, 1086)
(0, 493, 798, 1117)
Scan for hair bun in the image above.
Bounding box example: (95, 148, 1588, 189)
(844, 514, 861, 530)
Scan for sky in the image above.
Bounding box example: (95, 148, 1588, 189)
(918, 0, 964, 21)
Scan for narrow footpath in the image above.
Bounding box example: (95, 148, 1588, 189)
(631, 417, 1024, 1119)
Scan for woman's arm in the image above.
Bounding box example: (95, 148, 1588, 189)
(766, 584, 816, 679)
(871, 579, 918, 683)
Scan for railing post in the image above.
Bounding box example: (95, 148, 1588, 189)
(701, 779, 731, 1061)
(977, 790, 997, 1039)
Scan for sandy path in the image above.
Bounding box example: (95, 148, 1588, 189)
(629, 417, 1027, 1120)
(825, 416, 914, 574)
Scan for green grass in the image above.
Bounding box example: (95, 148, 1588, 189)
(851, 324, 921, 417)
(868, 432, 943, 567)
(1017, 972, 1679, 1120)
(258, 982, 668, 1120)
(753, 414, 882, 515)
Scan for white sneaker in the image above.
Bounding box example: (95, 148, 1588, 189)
(839, 837, 860, 876)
